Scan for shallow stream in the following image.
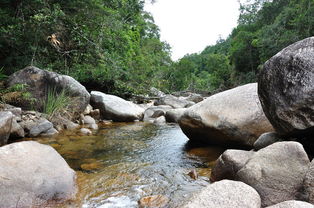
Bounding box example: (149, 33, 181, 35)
(30, 122, 224, 208)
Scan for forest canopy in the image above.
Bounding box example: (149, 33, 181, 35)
(1, 0, 314, 96)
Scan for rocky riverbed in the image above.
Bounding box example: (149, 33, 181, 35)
(20, 122, 224, 208)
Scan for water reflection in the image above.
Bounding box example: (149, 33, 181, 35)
(33, 122, 224, 208)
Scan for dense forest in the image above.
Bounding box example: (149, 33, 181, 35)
(172, 0, 314, 93)
(1, 0, 314, 96)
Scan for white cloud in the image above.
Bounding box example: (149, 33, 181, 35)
(144, 0, 240, 60)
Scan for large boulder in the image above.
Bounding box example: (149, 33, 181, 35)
(0, 141, 77, 207)
(6, 66, 90, 113)
(179, 83, 274, 147)
(90, 91, 144, 122)
(237, 142, 310, 207)
(0, 111, 13, 145)
(258, 37, 314, 137)
(211, 149, 254, 182)
(266, 200, 314, 208)
(155, 94, 194, 108)
(182, 180, 261, 208)
(303, 159, 314, 204)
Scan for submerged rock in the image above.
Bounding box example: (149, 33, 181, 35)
(91, 91, 144, 122)
(188, 169, 198, 180)
(6, 66, 90, 113)
(138, 195, 169, 208)
(237, 142, 310, 207)
(182, 180, 261, 208)
(258, 37, 314, 137)
(0, 141, 77, 207)
(179, 83, 273, 148)
(0, 111, 13, 145)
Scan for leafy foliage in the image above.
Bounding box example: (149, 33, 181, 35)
(1, 0, 314, 95)
(0, 0, 171, 96)
(170, 0, 314, 93)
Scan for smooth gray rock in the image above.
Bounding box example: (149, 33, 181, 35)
(0, 141, 77, 207)
(91, 91, 144, 122)
(182, 180, 261, 208)
(10, 118, 25, 138)
(88, 123, 98, 130)
(83, 104, 93, 115)
(179, 83, 274, 147)
(83, 115, 96, 125)
(150, 87, 166, 97)
(155, 94, 194, 108)
(80, 128, 92, 135)
(185, 93, 204, 103)
(0, 111, 13, 145)
(211, 149, 254, 182)
(50, 115, 79, 131)
(266, 200, 314, 208)
(165, 108, 186, 123)
(29, 119, 53, 137)
(143, 105, 173, 122)
(1, 105, 22, 121)
(258, 37, 314, 137)
(153, 116, 166, 124)
(40, 128, 59, 137)
(254, 132, 283, 150)
(237, 142, 310, 207)
(6, 66, 90, 113)
(151, 110, 165, 118)
(303, 159, 314, 204)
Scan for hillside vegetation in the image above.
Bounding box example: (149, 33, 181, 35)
(1, 0, 314, 96)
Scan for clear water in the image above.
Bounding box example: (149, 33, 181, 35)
(31, 122, 224, 208)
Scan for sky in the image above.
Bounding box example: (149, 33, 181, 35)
(144, 0, 240, 61)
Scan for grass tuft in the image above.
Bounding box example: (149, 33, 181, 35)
(43, 87, 70, 118)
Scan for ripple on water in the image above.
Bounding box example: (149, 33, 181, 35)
(30, 122, 225, 208)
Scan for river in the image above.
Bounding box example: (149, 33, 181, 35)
(30, 122, 224, 208)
